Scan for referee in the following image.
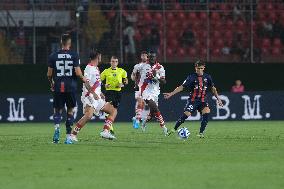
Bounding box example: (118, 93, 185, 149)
(101, 56, 128, 110)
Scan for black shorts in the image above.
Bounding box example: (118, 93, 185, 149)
(53, 92, 77, 109)
(184, 99, 209, 113)
(105, 90, 122, 108)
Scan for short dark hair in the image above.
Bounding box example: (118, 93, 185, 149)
(194, 59, 205, 67)
(89, 47, 101, 60)
(111, 56, 118, 60)
(141, 51, 148, 55)
(61, 33, 71, 45)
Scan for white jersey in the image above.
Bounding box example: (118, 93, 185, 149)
(139, 62, 166, 102)
(81, 64, 106, 115)
(132, 62, 150, 88)
(82, 64, 102, 97)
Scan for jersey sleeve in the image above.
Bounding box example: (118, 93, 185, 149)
(158, 66, 165, 79)
(83, 65, 91, 80)
(122, 69, 127, 78)
(182, 75, 193, 88)
(132, 64, 140, 75)
(73, 52, 80, 67)
(100, 70, 106, 81)
(207, 74, 215, 88)
(47, 54, 54, 68)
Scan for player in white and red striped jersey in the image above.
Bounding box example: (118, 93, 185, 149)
(131, 51, 150, 128)
(135, 52, 168, 136)
(70, 48, 117, 141)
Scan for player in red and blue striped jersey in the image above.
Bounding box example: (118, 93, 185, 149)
(163, 60, 223, 138)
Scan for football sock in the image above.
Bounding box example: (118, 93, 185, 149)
(174, 113, 188, 130)
(103, 117, 113, 131)
(65, 114, 74, 134)
(154, 111, 165, 127)
(135, 103, 144, 121)
(72, 123, 84, 135)
(53, 112, 62, 129)
(200, 113, 209, 134)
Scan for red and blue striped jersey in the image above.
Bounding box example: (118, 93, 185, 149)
(182, 73, 214, 102)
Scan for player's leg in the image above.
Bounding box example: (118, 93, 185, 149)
(144, 99, 168, 136)
(64, 92, 77, 144)
(52, 92, 64, 143)
(71, 105, 95, 141)
(168, 100, 195, 136)
(100, 102, 117, 139)
(198, 104, 210, 138)
(104, 90, 117, 134)
(133, 96, 144, 128)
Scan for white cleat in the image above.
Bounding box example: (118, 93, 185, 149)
(70, 134, 78, 142)
(162, 126, 169, 136)
(100, 130, 116, 140)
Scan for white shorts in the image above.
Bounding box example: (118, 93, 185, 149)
(81, 95, 106, 116)
(142, 90, 159, 106)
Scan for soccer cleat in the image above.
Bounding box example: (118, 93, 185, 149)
(64, 137, 73, 144)
(167, 129, 176, 136)
(52, 128, 60, 144)
(70, 134, 78, 142)
(141, 119, 147, 132)
(100, 130, 116, 140)
(132, 117, 136, 128)
(162, 126, 169, 136)
(197, 133, 205, 138)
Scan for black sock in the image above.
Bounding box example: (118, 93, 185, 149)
(174, 114, 188, 130)
(65, 114, 74, 135)
(200, 113, 209, 134)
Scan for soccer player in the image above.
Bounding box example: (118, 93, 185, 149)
(71, 48, 117, 141)
(139, 52, 168, 136)
(100, 56, 128, 134)
(47, 33, 88, 144)
(131, 51, 149, 128)
(163, 60, 223, 138)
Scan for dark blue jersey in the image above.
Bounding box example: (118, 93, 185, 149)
(182, 73, 214, 102)
(48, 49, 80, 92)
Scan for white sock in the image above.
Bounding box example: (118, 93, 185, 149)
(54, 124, 60, 130)
(66, 134, 71, 139)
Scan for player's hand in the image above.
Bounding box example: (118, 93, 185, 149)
(100, 93, 105, 99)
(146, 72, 154, 79)
(117, 83, 124, 88)
(92, 93, 99, 100)
(50, 82, 54, 92)
(105, 84, 111, 88)
(217, 99, 223, 107)
(163, 92, 172, 99)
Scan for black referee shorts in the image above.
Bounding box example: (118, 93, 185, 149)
(104, 90, 122, 109)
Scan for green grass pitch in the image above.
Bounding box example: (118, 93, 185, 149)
(0, 121, 283, 189)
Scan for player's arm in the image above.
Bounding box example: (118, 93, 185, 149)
(163, 85, 184, 99)
(47, 67, 54, 91)
(74, 66, 92, 91)
(131, 65, 139, 81)
(211, 86, 223, 107)
(122, 69, 128, 85)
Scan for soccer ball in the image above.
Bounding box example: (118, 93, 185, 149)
(177, 127, 190, 139)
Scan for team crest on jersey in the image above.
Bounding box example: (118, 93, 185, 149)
(113, 73, 117, 77)
(204, 78, 207, 82)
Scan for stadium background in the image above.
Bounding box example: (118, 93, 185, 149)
(0, 0, 284, 122)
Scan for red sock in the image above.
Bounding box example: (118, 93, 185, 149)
(72, 123, 84, 135)
(103, 118, 113, 131)
(154, 111, 165, 128)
